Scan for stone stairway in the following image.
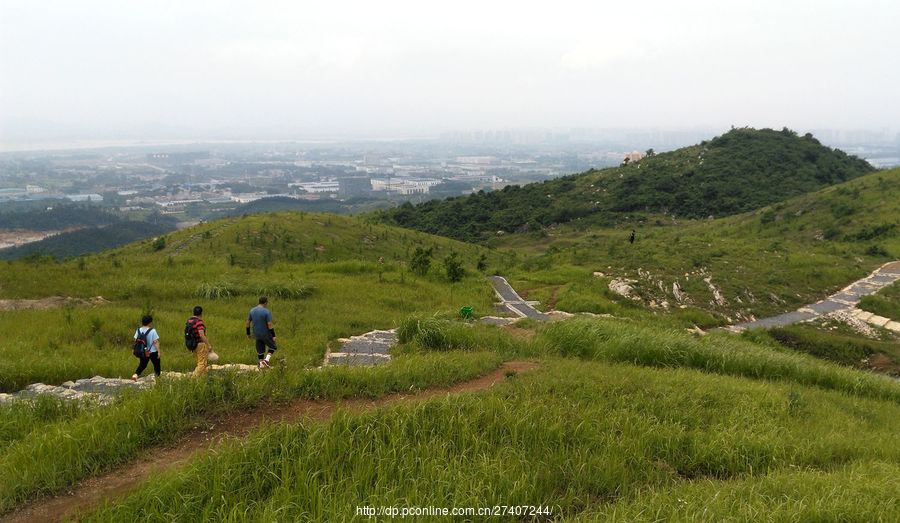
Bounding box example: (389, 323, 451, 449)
(323, 329, 397, 366)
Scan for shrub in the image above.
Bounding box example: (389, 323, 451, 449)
(443, 251, 465, 283)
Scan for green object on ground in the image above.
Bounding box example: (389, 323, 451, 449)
(460, 306, 474, 319)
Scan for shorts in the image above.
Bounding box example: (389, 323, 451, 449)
(255, 336, 277, 356)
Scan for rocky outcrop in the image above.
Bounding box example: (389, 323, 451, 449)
(608, 278, 637, 300)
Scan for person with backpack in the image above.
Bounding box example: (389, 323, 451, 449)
(131, 315, 160, 381)
(185, 306, 213, 377)
(246, 296, 277, 369)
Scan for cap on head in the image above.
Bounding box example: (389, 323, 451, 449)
(141, 315, 153, 326)
(193, 305, 203, 316)
(259, 296, 268, 305)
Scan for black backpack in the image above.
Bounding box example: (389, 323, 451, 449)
(133, 328, 152, 357)
(184, 317, 200, 352)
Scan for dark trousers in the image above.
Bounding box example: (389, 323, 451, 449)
(135, 352, 161, 377)
(255, 336, 277, 359)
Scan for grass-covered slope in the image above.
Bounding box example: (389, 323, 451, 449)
(80, 316, 900, 522)
(497, 169, 900, 323)
(0, 212, 497, 390)
(859, 280, 900, 320)
(4, 244, 900, 518)
(381, 128, 874, 242)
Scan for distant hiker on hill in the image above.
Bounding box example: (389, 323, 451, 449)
(131, 315, 160, 381)
(246, 296, 277, 369)
(629, 230, 636, 244)
(186, 306, 213, 377)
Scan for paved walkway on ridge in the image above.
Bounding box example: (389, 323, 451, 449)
(487, 276, 551, 321)
(728, 261, 900, 332)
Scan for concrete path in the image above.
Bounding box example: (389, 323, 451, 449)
(323, 329, 396, 367)
(325, 276, 556, 366)
(487, 276, 551, 321)
(728, 261, 900, 332)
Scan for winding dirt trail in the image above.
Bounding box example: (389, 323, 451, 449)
(1, 361, 538, 523)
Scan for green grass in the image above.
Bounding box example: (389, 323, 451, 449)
(4, 206, 900, 520)
(82, 359, 900, 521)
(0, 212, 499, 390)
(494, 169, 900, 322)
(767, 324, 900, 373)
(0, 395, 84, 452)
(581, 460, 900, 522)
(859, 280, 900, 320)
(0, 351, 501, 513)
(540, 318, 900, 401)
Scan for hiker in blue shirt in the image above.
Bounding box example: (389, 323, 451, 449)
(132, 315, 161, 380)
(246, 296, 277, 369)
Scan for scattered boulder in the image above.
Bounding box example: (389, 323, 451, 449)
(609, 278, 637, 300)
(704, 277, 727, 307)
(672, 282, 688, 304)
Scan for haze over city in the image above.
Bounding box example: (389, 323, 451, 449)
(2, 0, 899, 150)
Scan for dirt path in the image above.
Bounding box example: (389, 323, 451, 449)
(2, 361, 538, 523)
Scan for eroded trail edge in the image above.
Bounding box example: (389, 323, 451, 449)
(2, 361, 538, 523)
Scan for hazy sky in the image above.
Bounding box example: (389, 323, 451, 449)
(1, 0, 898, 146)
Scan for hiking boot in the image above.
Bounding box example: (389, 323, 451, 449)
(131, 374, 138, 382)
(258, 360, 271, 369)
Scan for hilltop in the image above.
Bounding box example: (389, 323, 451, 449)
(382, 128, 875, 242)
(493, 168, 899, 325)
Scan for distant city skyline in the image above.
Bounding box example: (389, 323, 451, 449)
(2, 1, 899, 149)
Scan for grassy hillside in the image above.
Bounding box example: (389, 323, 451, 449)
(381, 128, 874, 242)
(0, 212, 498, 390)
(859, 280, 900, 320)
(216, 195, 390, 219)
(73, 318, 900, 521)
(2, 209, 900, 519)
(494, 169, 899, 324)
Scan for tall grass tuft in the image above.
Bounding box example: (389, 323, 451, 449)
(537, 318, 900, 402)
(194, 282, 238, 300)
(397, 315, 477, 351)
(0, 351, 500, 513)
(81, 359, 900, 522)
